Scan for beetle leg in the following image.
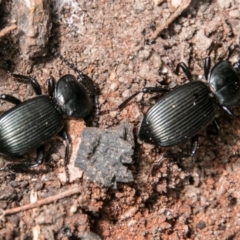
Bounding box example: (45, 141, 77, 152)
(32, 145, 45, 167)
(10, 73, 42, 95)
(4, 145, 45, 171)
(175, 62, 193, 81)
(164, 136, 199, 158)
(207, 119, 220, 135)
(59, 130, 70, 183)
(0, 94, 21, 105)
(222, 105, 235, 118)
(118, 91, 141, 110)
(48, 76, 55, 97)
(190, 136, 199, 156)
(204, 57, 211, 81)
(212, 119, 220, 133)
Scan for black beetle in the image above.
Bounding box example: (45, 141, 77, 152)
(0, 54, 97, 182)
(119, 56, 240, 158)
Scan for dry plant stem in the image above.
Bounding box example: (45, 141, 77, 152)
(0, 24, 17, 39)
(3, 187, 81, 216)
(150, 0, 192, 41)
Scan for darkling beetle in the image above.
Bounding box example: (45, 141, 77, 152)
(0, 53, 98, 182)
(119, 54, 240, 159)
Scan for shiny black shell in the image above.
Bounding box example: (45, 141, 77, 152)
(0, 96, 64, 156)
(138, 81, 217, 146)
(209, 60, 240, 106)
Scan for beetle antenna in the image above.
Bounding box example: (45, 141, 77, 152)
(51, 49, 84, 78)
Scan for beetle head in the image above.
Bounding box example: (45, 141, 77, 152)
(209, 60, 240, 106)
(55, 74, 93, 118)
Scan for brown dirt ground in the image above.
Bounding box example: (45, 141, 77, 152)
(1, 0, 240, 239)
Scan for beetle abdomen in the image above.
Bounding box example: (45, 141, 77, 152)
(138, 81, 217, 146)
(0, 96, 64, 155)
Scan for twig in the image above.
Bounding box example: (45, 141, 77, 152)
(0, 24, 17, 39)
(150, 0, 192, 41)
(2, 187, 81, 216)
